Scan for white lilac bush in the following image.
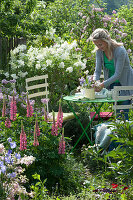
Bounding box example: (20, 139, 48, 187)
(7, 31, 88, 105)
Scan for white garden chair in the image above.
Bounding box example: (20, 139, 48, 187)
(113, 85, 133, 116)
(25, 74, 75, 122)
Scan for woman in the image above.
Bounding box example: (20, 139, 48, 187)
(89, 28, 133, 92)
(89, 28, 133, 119)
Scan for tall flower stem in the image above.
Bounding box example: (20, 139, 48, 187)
(20, 121, 27, 151)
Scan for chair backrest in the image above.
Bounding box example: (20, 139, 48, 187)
(25, 74, 49, 112)
(113, 86, 133, 115)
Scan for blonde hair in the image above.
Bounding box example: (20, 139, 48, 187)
(89, 28, 123, 60)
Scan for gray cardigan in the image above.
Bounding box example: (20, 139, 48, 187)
(94, 46, 133, 94)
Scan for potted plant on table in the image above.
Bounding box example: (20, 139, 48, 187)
(79, 71, 100, 99)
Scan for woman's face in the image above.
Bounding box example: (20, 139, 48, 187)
(93, 39, 108, 52)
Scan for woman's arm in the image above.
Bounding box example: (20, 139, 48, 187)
(93, 50, 103, 81)
(103, 46, 127, 88)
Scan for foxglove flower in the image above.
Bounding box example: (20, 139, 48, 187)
(56, 100, 63, 128)
(35, 116, 40, 136)
(10, 94, 17, 121)
(2, 96, 6, 117)
(58, 129, 65, 154)
(33, 125, 39, 146)
(51, 111, 58, 136)
(20, 121, 27, 151)
(26, 95, 33, 117)
(5, 118, 11, 128)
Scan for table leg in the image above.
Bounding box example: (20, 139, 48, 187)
(66, 101, 104, 153)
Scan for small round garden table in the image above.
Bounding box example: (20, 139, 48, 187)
(63, 95, 115, 152)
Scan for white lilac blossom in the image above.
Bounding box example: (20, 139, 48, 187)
(17, 60, 25, 66)
(18, 71, 28, 78)
(11, 74, 18, 80)
(66, 67, 73, 73)
(59, 62, 65, 68)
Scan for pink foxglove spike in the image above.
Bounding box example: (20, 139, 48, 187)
(51, 111, 58, 136)
(20, 121, 27, 151)
(10, 94, 17, 121)
(33, 125, 39, 146)
(35, 116, 40, 136)
(5, 117, 11, 128)
(56, 100, 63, 129)
(26, 95, 33, 117)
(58, 128, 65, 154)
(2, 96, 6, 117)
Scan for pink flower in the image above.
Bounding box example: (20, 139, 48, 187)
(5, 118, 11, 128)
(51, 112, 58, 136)
(35, 117, 40, 136)
(33, 125, 39, 146)
(56, 101, 63, 129)
(58, 129, 65, 154)
(2, 96, 6, 117)
(20, 121, 27, 151)
(43, 104, 49, 122)
(112, 10, 116, 14)
(10, 95, 17, 121)
(26, 96, 33, 117)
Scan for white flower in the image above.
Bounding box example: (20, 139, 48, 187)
(59, 62, 65, 68)
(18, 71, 28, 78)
(36, 63, 41, 69)
(11, 74, 18, 79)
(46, 59, 52, 66)
(4, 72, 9, 78)
(0, 144, 5, 154)
(66, 67, 73, 73)
(84, 70, 89, 75)
(61, 41, 69, 49)
(17, 60, 25, 66)
(74, 60, 86, 70)
(61, 52, 69, 60)
(36, 53, 44, 61)
(18, 44, 27, 52)
(19, 155, 35, 166)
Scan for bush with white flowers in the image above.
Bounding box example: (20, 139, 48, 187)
(8, 31, 88, 106)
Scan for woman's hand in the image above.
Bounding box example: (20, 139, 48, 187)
(94, 82, 104, 92)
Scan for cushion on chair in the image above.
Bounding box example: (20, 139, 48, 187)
(90, 112, 113, 121)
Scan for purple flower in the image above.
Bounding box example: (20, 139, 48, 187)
(0, 161, 4, 167)
(15, 153, 21, 159)
(127, 49, 131, 54)
(9, 172, 16, 178)
(8, 149, 12, 154)
(1, 165, 6, 173)
(9, 79, 16, 84)
(5, 156, 11, 164)
(2, 79, 9, 84)
(82, 16, 87, 19)
(0, 93, 3, 100)
(41, 98, 49, 104)
(10, 141, 16, 149)
(7, 137, 12, 143)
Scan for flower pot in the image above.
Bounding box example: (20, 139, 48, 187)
(84, 88, 95, 99)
